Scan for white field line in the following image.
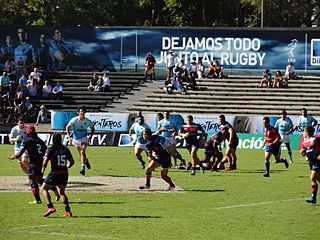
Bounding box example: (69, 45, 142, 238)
(212, 198, 306, 210)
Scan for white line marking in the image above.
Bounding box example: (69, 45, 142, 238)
(212, 198, 305, 210)
(9, 223, 71, 230)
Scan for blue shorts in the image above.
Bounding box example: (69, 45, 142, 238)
(44, 172, 68, 187)
(265, 144, 280, 156)
(28, 166, 43, 177)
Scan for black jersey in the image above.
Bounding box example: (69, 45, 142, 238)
(220, 121, 238, 141)
(22, 136, 47, 168)
(45, 145, 73, 173)
(206, 131, 224, 151)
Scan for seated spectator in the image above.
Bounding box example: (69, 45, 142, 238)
(88, 72, 98, 92)
(163, 79, 174, 94)
(94, 76, 103, 92)
(25, 103, 38, 122)
(30, 67, 42, 81)
(42, 80, 52, 99)
(16, 84, 28, 101)
(207, 61, 217, 78)
(0, 71, 12, 92)
(102, 71, 111, 92)
(285, 62, 296, 80)
(273, 70, 283, 88)
(172, 64, 187, 95)
(36, 104, 50, 125)
(52, 81, 63, 100)
(1, 91, 13, 109)
(197, 60, 205, 79)
(18, 74, 28, 86)
(188, 60, 198, 91)
(260, 69, 272, 88)
(178, 60, 188, 82)
(215, 60, 224, 78)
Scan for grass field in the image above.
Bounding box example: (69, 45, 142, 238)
(0, 144, 319, 240)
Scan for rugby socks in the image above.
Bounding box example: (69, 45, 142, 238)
(288, 151, 293, 162)
(146, 172, 152, 187)
(65, 205, 71, 212)
(47, 202, 54, 208)
(137, 156, 145, 164)
(165, 177, 175, 187)
(173, 157, 177, 166)
(265, 161, 270, 174)
(31, 182, 41, 202)
(311, 183, 318, 199)
(81, 164, 85, 170)
(176, 151, 184, 161)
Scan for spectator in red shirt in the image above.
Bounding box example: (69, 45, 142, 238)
(261, 116, 289, 177)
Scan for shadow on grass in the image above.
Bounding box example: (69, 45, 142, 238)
(186, 189, 225, 193)
(57, 215, 161, 219)
(68, 182, 106, 188)
(69, 201, 124, 205)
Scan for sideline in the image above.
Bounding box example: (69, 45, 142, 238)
(212, 198, 306, 210)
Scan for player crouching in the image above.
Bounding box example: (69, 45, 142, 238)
(139, 129, 176, 191)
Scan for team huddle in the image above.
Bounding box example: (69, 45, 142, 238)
(8, 107, 320, 217)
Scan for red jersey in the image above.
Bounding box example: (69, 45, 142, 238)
(264, 126, 281, 144)
(302, 136, 320, 160)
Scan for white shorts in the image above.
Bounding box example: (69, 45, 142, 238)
(164, 136, 176, 146)
(280, 135, 290, 144)
(73, 137, 89, 149)
(135, 142, 147, 150)
(14, 147, 29, 163)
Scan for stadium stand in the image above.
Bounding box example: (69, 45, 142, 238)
(129, 75, 320, 116)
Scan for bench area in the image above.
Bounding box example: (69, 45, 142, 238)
(129, 75, 320, 116)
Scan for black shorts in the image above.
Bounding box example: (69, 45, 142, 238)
(155, 153, 172, 168)
(228, 138, 239, 150)
(44, 172, 68, 187)
(28, 166, 43, 177)
(186, 141, 200, 153)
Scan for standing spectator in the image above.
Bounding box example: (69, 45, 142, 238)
(144, 52, 156, 81)
(66, 106, 95, 176)
(188, 60, 198, 90)
(273, 70, 284, 88)
(261, 117, 289, 177)
(275, 110, 294, 163)
(217, 115, 239, 170)
(102, 71, 111, 92)
(9, 117, 29, 175)
(41, 133, 74, 217)
(285, 62, 296, 80)
(300, 126, 320, 204)
(260, 69, 272, 88)
(139, 129, 176, 191)
(178, 115, 206, 175)
(36, 104, 50, 125)
(14, 28, 37, 72)
(52, 81, 63, 100)
(49, 28, 80, 71)
(166, 49, 179, 80)
(129, 115, 150, 169)
(42, 80, 52, 99)
(0, 71, 11, 92)
(197, 60, 205, 79)
(294, 108, 318, 132)
(30, 67, 42, 82)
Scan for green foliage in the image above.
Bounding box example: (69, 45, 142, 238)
(1, 144, 320, 239)
(0, 0, 318, 27)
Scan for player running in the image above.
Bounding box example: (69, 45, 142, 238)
(300, 126, 320, 204)
(129, 115, 150, 169)
(66, 106, 94, 176)
(139, 129, 176, 191)
(275, 110, 294, 163)
(261, 117, 289, 177)
(179, 115, 206, 175)
(9, 125, 58, 204)
(42, 133, 75, 217)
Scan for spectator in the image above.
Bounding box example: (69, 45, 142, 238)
(215, 60, 224, 78)
(260, 69, 272, 88)
(0, 36, 14, 64)
(273, 70, 284, 88)
(166, 49, 179, 80)
(197, 60, 205, 79)
(37, 34, 51, 71)
(18, 74, 28, 86)
(101, 72, 111, 92)
(25, 103, 38, 122)
(144, 52, 156, 81)
(36, 104, 50, 125)
(42, 80, 52, 99)
(163, 79, 174, 94)
(207, 61, 217, 78)
(178, 59, 188, 82)
(172, 64, 187, 95)
(94, 76, 103, 92)
(188, 60, 198, 90)
(26, 79, 38, 100)
(0, 71, 12, 92)
(4, 58, 15, 75)
(285, 62, 296, 80)
(88, 72, 98, 92)
(52, 81, 63, 100)
(30, 67, 42, 82)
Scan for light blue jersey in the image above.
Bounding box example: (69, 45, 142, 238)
(297, 115, 317, 129)
(275, 117, 293, 135)
(14, 43, 36, 66)
(68, 116, 94, 140)
(130, 122, 150, 144)
(158, 118, 176, 138)
(9, 125, 26, 149)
